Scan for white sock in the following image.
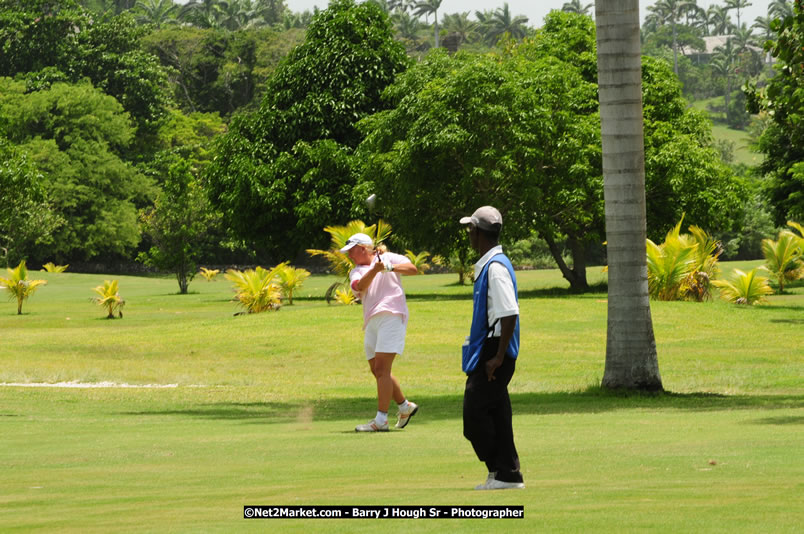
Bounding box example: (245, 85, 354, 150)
(398, 400, 410, 411)
(375, 411, 388, 425)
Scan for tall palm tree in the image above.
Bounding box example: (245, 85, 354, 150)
(393, 11, 424, 45)
(179, 0, 227, 29)
(442, 12, 478, 45)
(725, 0, 752, 28)
(562, 0, 594, 16)
(647, 0, 698, 74)
(134, 0, 179, 28)
(753, 15, 775, 70)
(752, 15, 774, 41)
(768, 0, 793, 20)
(712, 38, 737, 109)
(732, 22, 756, 53)
(594, 0, 662, 390)
(707, 4, 733, 35)
(474, 9, 495, 44)
(413, 0, 443, 48)
(485, 3, 529, 44)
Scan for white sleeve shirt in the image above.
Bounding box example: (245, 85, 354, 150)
(473, 245, 519, 337)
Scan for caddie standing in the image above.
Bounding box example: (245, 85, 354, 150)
(459, 206, 525, 490)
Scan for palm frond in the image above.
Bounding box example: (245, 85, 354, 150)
(761, 231, 804, 293)
(712, 268, 773, 305)
(225, 265, 282, 313)
(277, 262, 310, 305)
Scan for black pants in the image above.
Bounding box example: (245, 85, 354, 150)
(462, 337, 522, 483)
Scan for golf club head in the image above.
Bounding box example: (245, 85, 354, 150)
(366, 194, 377, 210)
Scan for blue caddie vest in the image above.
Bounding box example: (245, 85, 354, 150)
(462, 253, 520, 374)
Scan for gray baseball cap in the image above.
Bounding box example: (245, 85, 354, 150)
(459, 206, 502, 231)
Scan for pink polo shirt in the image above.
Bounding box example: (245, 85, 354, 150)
(349, 252, 410, 329)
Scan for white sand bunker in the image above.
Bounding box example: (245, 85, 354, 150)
(0, 381, 179, 388)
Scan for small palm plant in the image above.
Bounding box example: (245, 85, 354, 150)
(42, 262, 69, 273)
(712, 268, 773, 305)
(432, 248, 475, 284)
(646, 220, 697, 301)
(307, 219, 393, 303)
(276, 262, 310, 305)
(405, 250, 431, 273)
(0, 260, 47, 315)
(682, 225, 722, 302)
(199, 267, 220, 281)
(334, 287, 357, 305)
(645, 219, 722, 301)
(761, 230, 804, 293)
(92, 280, 125, 319)
(225, 265, 283, 314)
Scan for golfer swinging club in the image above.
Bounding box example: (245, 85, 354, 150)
(341, 233, 419, 432)
(460, 206, 525, 489)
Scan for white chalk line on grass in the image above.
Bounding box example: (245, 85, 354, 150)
(0, 381, 192, 388)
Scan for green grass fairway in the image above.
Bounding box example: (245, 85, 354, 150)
(690, 97, 761, 167)
(1, 265, 802, 532)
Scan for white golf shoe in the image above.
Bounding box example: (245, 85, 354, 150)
(355, 419, 389, 432)
(395, 401, 419, 429)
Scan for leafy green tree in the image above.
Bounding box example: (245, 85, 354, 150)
(0, 139, 63, 267)
(205, 0, 409, 260)
(0, 78, 154, 262)
(150, 109, 227, 172)
(138, 160, 221, 294)
(358, 12, 745, 291)
(0, 1, 173, 142)
(143, 26, 303, 117)
(0, 260, 47, 315)
(357, 49, 572, 279)
(641, 56, 747, 242)
(745, 3, 804, 225)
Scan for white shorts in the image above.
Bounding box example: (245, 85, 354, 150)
(364, 312, 406, 360)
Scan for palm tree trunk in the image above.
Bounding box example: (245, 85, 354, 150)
(595, 0, 663, 391)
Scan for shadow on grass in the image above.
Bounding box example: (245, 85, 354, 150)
(748, 415, 804, 425)
(121, 389, 804, 425)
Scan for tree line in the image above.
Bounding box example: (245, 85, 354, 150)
(1, 0, 801, 294)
